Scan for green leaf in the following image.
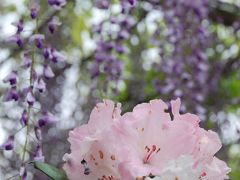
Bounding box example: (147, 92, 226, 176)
(33, 161, 68, 180)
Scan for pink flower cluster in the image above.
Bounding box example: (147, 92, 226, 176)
(63, 99, 230, 180)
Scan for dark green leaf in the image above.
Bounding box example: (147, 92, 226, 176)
(33, 161, 68, 180)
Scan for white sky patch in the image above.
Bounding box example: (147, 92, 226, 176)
(145, 10, 163, 34)
(142, 48, 160, 71)
(221, 111, 240, 144)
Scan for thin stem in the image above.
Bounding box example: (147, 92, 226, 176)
(20, 18, 38, 180)
(6, 174, 19, 180)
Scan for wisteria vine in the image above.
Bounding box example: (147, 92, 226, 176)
(1, 0, 66, 179)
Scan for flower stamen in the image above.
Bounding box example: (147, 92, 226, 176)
(144, 145, 160, 163)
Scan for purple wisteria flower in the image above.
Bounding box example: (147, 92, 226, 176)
(128, 0, 136, 5)
(19, 166, 27, 180)
(8, 34, 23, 48)
(47, 0, 66, 10)
(29, 34, 45, 49)
(4, 87, 19, 102)
(35, 78, 46, 93)
(91, 11, 135, 84)
(29, 0, 40, 19)
(1, 135, 14, 151)
(26, 90, 35, 106)
(48, 17, 61, 34)
(42, 46, 66, 63)
(20, 110, 28, 126)
(51, 50, 66, 63)
(148, 0, 212, 119)
(95, 0, 109, 9)
(43, 46, 51, 59)
(11, 19, 24, 34)
(21, 52, 32, 69)
(3, 0, 67, 179)
(38, 112, 58, 128)
(34, 126, 42, 141)
(3, 71, 17, 85)
(43, 64, 55, 79)
(34, 145, 45, 162)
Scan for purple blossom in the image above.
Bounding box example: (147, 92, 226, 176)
(29, 34, 45, 49)
(43, 64, 55, 79)
(26, 90, 35, 106)
(127, 0, 136, 6)
(51, 50, 66, 63)
(91, 4, 134, 84)
(34, 126, 42, 141)
(34, 145, 45, 162)
(47, 0, 66, 10)
(21, 52, 32, 69)
(29, 0, 40, 19)
(95, 0, 109, 9)
(20, 110, 28, 126)
(3, 71, 17, 85)
(4, 87, 19, 102)
(115, 44, 126, 54)
(11, 19, 24, 34)
(19, 166, 27, 180)
(150, 0, 212, 118)
(43, 46, 51, 59)
(35, 78, 46, 93)
(118, 30, 130, 40)
(8, 34, 23, 48)
(38, 112, 58, 128)
(1, 135, 14, 150)
(48, 17, 61, 34)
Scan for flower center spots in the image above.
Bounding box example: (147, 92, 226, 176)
(144, 145, 160, 163)
(81, 159, 91, 175)
(110, 155, 116, 160)
(98, 175, 115, 180)
(99, 150, 104, 159)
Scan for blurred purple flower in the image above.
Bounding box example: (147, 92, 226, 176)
(34, 145, 45, 162)
(4, 87, 19, 102)
(48, 17, 61, 34)
(8, 34, 23, 48)
(127, 0, 136, 6)
(1, 135, 14, 151)
(34, 126, 42, 141)
(19, 166, 27, 180)
(3, 71, 17, 86)
(20, 110, 28, 126)
(43, 64, 55, 79)
(35, 78, 46, 93)
(29, 0, 40, 19)
(21, 52, 32, 69)
(115, 44, 126, 54)
(26, 90, 35, 106)
(11, 19, 24, 34)
(43, 46, 51, 59)
(51, 50, 66, 63)
(29, 34, 45, 49)
(118, 30, 129, 40)
(47, 0, 66, 10)
(95, 0, 109, 9)
(38, 112, 58, 128)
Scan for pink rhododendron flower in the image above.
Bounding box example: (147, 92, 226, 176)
(63, 98, 230, 180)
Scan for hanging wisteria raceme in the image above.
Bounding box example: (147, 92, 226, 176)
(90, 0, 136, 92)
(149, 0, 217, 119)
(1, 0, 66, 179)
(63, 99, 230, 180)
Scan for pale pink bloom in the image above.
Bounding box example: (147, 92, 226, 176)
(63, 98, 230, 180)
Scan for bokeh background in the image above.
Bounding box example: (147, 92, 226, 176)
(0, 0, 240, 179)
